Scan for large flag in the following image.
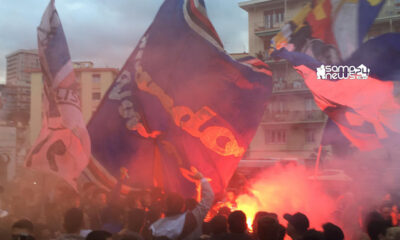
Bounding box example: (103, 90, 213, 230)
(25, 0, 91, 188)
(86, 0, 272, 197)
(272, 0, 386, 63)
(272, 44, 400, 151)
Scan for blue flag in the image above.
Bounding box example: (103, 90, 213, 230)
(86, 0, 272, 197)
(345, 33, 400, 81)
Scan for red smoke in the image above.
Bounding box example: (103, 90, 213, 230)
(235, 164, 338, 231)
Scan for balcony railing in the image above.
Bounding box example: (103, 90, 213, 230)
(263, 110, 327, 123)
(254, 21, 285, 35)
(272, 79, 308, 92)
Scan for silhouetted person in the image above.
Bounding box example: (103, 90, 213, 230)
(303, 229, 325, 240)
(209, 215, 228, 240)
(284, 212, 309, 240)
(217, 206, 231, 219)
(185, 198, 198, 211)
(226, 210, 252, 240)
(322, 223, 344, 240)
(58, 207, 85, 240)
(85, 230, 112, 240)
(11, 219, 35, 240)
(118, 208, 146, 240)
(150, 169, 214, 240)
(101, 206, 123, 234)
(365, 211, 390, 240)
(257, 216, 285, 240)
(252, 211, 268, 236)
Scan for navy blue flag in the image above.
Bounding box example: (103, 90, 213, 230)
(86, 0, 272, 197)
(345, 33, 400, 81)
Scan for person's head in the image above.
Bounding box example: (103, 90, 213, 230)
(322, 223, 344, 240)
(386, 227, 400, 240)
(93, 189, 108, 208)
(252, 211, 268, 234)
(11, 219, 34, 240)
(228, 210, 247, 234)
(284, 212, 309, 239)
(64, 208, 84, 234)
(365, 211, 389, 240)
(380, 203, 393, 221)
(210, 215, 227, 235)
(257, 216, 283, 240)
(126, 208, 146, 233)
(86, 230, 112, 240)
(217, 206, 231, 218)
(303, 229, 325, 240)
(165, 192, 184, 216)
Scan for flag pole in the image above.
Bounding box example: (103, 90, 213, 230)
(284, 0, 287, 20)
(314, 145, 322, 176)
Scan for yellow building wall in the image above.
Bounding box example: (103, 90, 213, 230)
(29, 69, 116, 146)
(80, 72, 93, 124)
(29, 72, 43, 145)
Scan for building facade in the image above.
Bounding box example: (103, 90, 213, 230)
(29, 64, 118, 145)
(6, 49, 39, 87)
(238, 0, 400, 167)
(0, 49, 39, 126)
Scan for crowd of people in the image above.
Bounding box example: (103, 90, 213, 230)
(0, 169, 400, 240)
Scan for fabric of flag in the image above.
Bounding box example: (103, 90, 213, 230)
(271, 0, 386, 63)
(271, 46, 400, 151)
(320, 118, 353, 157)
(345, 33, 400, 81)
(25, 0, 91, 188)
(86, 0, 272, 197)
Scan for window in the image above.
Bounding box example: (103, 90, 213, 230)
(305, 97, 319, 111)
(272, 100, 286, 113)
(305, 129, 317, 143)
(265, 129, 287, 144)
(92, 92, 101, 100)
(92, 74, 101, 83)
(264, 9, 284, 29)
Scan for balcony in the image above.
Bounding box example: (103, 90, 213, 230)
(254, 21, 284, 37)
(272, 79, 309, 93)
(263, 110, 327, 124)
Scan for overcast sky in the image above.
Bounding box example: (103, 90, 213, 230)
(0, 0, 249, 84)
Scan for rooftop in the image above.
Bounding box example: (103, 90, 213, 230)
(239, 0, 278, 11)
(6, 49, 38, 58)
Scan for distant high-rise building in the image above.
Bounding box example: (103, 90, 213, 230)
(6, 49, 39, 87)
(1, 50, 39, 127)
(0, 85, 30, 126)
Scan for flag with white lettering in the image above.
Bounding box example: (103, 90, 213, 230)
(25, 0, 91, 188)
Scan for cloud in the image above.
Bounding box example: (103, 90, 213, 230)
(0, 0, 248, 84)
